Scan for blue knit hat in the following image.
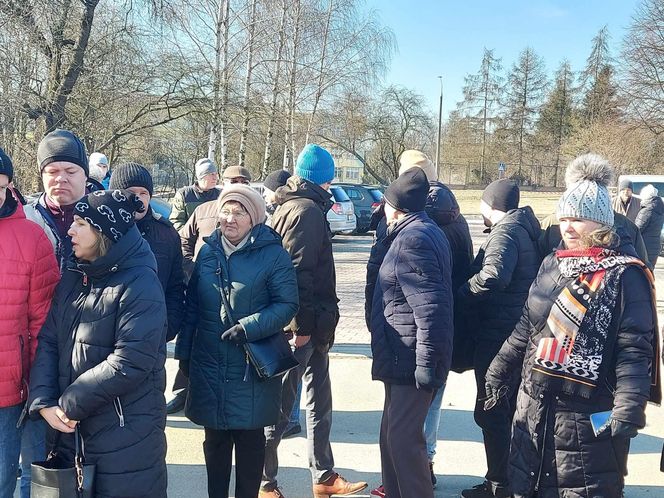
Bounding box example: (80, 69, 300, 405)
(294, 144, 335, 185)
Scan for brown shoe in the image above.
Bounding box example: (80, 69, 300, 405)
(258, 487, 286, 498)
(312, 473, 368, 497)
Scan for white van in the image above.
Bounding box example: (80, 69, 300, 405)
(616, 174, 664, 198)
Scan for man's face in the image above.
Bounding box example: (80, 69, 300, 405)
(223, 176, 250, 187)
(126, 186, 151, 221)
(94, 162, 109, 175)
(42, 162, 87, 206)
(619, 188, 633, 202)
(0, 174, 9, 207)
(198, 173, 219, 191)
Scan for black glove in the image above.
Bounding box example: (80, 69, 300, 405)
(483, 382, 508, 411)
(610, 419, 639, 439)
(414, 366, 438, 392)
(221, 324, 247, 344)
(179, 360, 190, 378)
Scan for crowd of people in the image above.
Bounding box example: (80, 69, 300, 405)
(0, 127, 662, 498)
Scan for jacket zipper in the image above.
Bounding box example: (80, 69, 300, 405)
(15, 336, 30, 429)
(534, 396, 551, 492)
(114, 397, 125, 427)
(18, 335, 25, 399)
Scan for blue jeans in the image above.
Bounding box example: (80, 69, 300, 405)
(288, 381, 302, 427)
(0, 403, 46, 498)
(423, 385, 445, 462)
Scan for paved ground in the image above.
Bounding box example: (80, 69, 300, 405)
(162, 218, 664, 497)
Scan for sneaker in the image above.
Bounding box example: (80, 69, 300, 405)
(258, 486, 286, 498)
(461, 482, 509, 498)
(312, 472, 368, 497)
(370, 484, 385, 497)
(282, 423, 302, 439)
(430, 461, 437, 488)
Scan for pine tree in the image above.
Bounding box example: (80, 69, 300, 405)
(581, 26, 620, 124)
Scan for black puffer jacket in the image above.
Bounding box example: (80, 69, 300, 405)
(635, 195, 664, 267)
(486, 248, 656, 498)
(458, 206, 541, 343)
(370, 212, 453, 385)
(271, 176, 338, 349)
(137, 207, 186, 341)
(365, 182, 473, 328)
(29, 227, 168, 498)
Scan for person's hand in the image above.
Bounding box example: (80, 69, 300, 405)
(220, 325, 247, 344)
(179, 360, 190, 377)
(611, 419, 639, 439)
(289, 333, 311, 349)
(483, 383, 509, 411)
(414, 366, 438, 391)
(40, 406, 77, 433)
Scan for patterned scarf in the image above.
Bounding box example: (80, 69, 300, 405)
(532, 247, 657, 400)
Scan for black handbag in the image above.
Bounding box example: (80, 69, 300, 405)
(218, 270, 298, 379)
(31, 425, 96, 498)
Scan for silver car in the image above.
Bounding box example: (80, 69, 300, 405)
(327, 185, 356, 235)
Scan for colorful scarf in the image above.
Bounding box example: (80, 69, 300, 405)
(532, 247, 659, 401)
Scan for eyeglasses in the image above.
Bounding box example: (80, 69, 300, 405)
(220, 209, 249, 220)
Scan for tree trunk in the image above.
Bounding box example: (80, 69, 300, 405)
(208, 0, 229, 165)
(283, 0, 301, 172)
(238, 0, 258, 167)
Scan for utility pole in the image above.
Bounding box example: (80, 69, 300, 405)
(436, 75, 443, 180)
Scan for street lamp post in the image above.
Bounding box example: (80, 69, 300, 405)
(436, 75, 443, 180)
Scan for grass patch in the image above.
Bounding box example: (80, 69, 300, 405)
(453, 189, 562, 218)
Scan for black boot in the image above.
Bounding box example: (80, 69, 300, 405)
(166, 392, 186, 414)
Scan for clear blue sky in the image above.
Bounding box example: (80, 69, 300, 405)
(364, 0, 640, 119)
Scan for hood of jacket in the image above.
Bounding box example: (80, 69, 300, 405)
(425, 182, 460, 226)
(641, 194, 664, 213)
(494, 205, 540, 241)
(0, 188, 20, 219)
(72, 224, 157, 280)
(274, 176, 333, 214)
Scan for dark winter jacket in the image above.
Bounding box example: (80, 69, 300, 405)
(539, 211, 649, 266)
(486, 246, 656, 498)
(365, 182, 473, 329)
(169, 183, 221, 231)
(137, 207, 186, 341)
(458, 206, 541, 344)
(370, 212, 454, 385)
(175, 226, 298, 430)
(28, 227, 168, 498)
(271, 176, 339, 349)
(635, 195, 664, 267)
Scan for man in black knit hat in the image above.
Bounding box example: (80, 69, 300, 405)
(458, 179, 542, 498)
(110, 163, 185, 345)
(369, 168, 453, 498)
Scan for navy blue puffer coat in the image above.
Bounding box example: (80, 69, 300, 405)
(370, 212, 454, 385)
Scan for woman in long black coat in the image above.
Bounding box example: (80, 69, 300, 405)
(635, 184, 664, 267)
(485, 156, 659, 498)
(29, 189, 168, 498)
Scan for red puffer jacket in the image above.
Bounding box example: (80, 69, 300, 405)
(0, 191, 59, 408)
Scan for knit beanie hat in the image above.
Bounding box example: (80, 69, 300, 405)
(0, 147, 13, 182)
(640, 184, 659, 200)
(195, 158, 218, 180)
(38, 129, 89, 176)
(89, 152, 108, 168)
(618, 178, 633, 191)
(109, 162, 154, 196)
(217, 184, 267, 225)
(223, 165, 253, 182)
(294, 144, 335, 185)
(556, 153, 614, 226)
(482, 179, 520, 212)
(74, 189, 144, 242)
(398, 150, 437, 182)
(263, 170, 291, 192)
(384, 167, 429, 213)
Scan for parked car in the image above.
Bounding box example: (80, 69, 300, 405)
(336, 184, 384, 233)
(327, 185, 356, 235)
(617, 174, 664, 256)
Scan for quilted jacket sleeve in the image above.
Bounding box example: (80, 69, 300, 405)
(174, 261, 201, 361)
(27, 232, 60, 365)
(169, 190, 188, 231)
(165, 229, 186, 342)
(180, 208, 199, 281)
(464, 227, 519, 300)
(58, 274, 167, 421)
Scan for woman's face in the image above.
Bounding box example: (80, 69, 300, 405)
(68, 215, 100, 261)
(219, 201, 252, 244)
(559, 218, 604, 249)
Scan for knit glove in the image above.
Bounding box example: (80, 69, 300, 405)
(220, 324, 247, 344)
(414, 366, 438, 392)
(610, 419, 639, 439)
(179, 360, 190, 378)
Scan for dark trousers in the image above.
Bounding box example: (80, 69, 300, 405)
(203, 427, 265, 498)
(380, 383, 434, 498)
(473, 341, 517, 494)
